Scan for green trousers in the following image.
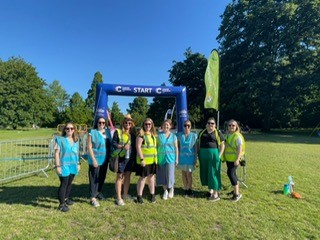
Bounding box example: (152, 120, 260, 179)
(199, 148, 221, 191)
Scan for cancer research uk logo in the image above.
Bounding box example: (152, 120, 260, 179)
(179, 109, 187, 118)
(115, 86, 132, 93)
(96, 108, 105, 115)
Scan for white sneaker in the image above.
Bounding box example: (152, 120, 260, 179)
(168, 188, 174, 199)
(116, 199, 125, 206)
(91, 199, 100, 207)
(162, 190, 168, 200)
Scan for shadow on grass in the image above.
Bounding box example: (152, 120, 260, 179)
(0, 181, 217, 209)
(0, 182, 118, 208)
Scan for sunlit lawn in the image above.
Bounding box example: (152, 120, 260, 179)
(0, 129, 319, 239)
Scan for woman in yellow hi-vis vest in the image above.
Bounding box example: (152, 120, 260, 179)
(112, 114, 137, 206)
(198, 117, 225, 201)
(222, 119, 244, 202)
(136, 118, 157, 204)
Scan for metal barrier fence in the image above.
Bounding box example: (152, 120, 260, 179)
(0, 138, 54, 183)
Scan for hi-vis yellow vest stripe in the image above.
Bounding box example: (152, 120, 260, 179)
(223, 132, 245, 162)
(137, 134, 157, 165)
(112, 129, 130, 157)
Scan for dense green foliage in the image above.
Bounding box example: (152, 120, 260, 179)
(127, 97, 149, 127)
(65, 92, 91, 125)
(217, 0, 320, 131)
(1, 1, 319, 131)
(110, 101, 124, 127)
(0, 57, 55, 129)
(46, 80, 70, 127)
(86, 71, 103, 118)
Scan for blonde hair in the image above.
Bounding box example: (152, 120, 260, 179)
(162, 119, 172, 127)
(228, 119, 241, 133)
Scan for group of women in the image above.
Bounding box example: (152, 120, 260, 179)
(54, 115, 244, 212)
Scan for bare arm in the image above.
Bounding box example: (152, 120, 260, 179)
(174, 139, 179, 165)
(219, 141, 225, 159)
(54, 145, 62, 174)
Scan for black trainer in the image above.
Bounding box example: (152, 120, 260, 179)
(231, 194, 242, 202)
(137, 196, 144, 204)
(150, 194, 156, 203)
(58, 204, 69, 212)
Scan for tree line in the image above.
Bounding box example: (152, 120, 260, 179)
(0, 0, 319, 131)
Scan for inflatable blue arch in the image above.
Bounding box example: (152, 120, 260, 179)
(94, 83, 188, 132)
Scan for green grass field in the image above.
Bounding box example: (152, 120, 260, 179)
(0, 129, 320, 239)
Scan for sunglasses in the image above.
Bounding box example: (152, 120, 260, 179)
(144, 123, 151, 126)
(229, 124, 236, 127)
(184, 124, 191, 128)
(125, 121, 132, 125)
(98, 121, 105, 124)
(207, 122, 215, 125)
(65, 127, 74, 130)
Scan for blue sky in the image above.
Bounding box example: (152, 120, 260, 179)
(0, 0, 230, 113)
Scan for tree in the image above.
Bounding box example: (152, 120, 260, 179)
(0, 57, 54, 129)
(46, 80, 70, 113)
(148, 97, 175, 127)
(65, 92, 91, 125)
(46, 80, 70, 126)
(217, 0, 320, 131)
(127, 97, 149, 127)
(168, 48, 210, 127)
(109, 101, 124, 127)
(86, 71, 103, 117)
(148, 83, 175, 127)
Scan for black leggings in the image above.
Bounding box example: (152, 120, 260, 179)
(226, 161, 238, 186)
(88, 159, 108, 198)
(58, 174, 75, 205)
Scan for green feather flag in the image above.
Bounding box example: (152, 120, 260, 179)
(204, 50, 220, 110)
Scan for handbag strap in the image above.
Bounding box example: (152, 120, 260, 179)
(117, 136, 130, 156)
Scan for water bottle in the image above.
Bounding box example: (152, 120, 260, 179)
(125, 140, 131, 159)
(288, 176, 294, 193)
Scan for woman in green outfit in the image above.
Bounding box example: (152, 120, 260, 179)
(198, 117, 225, 201)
